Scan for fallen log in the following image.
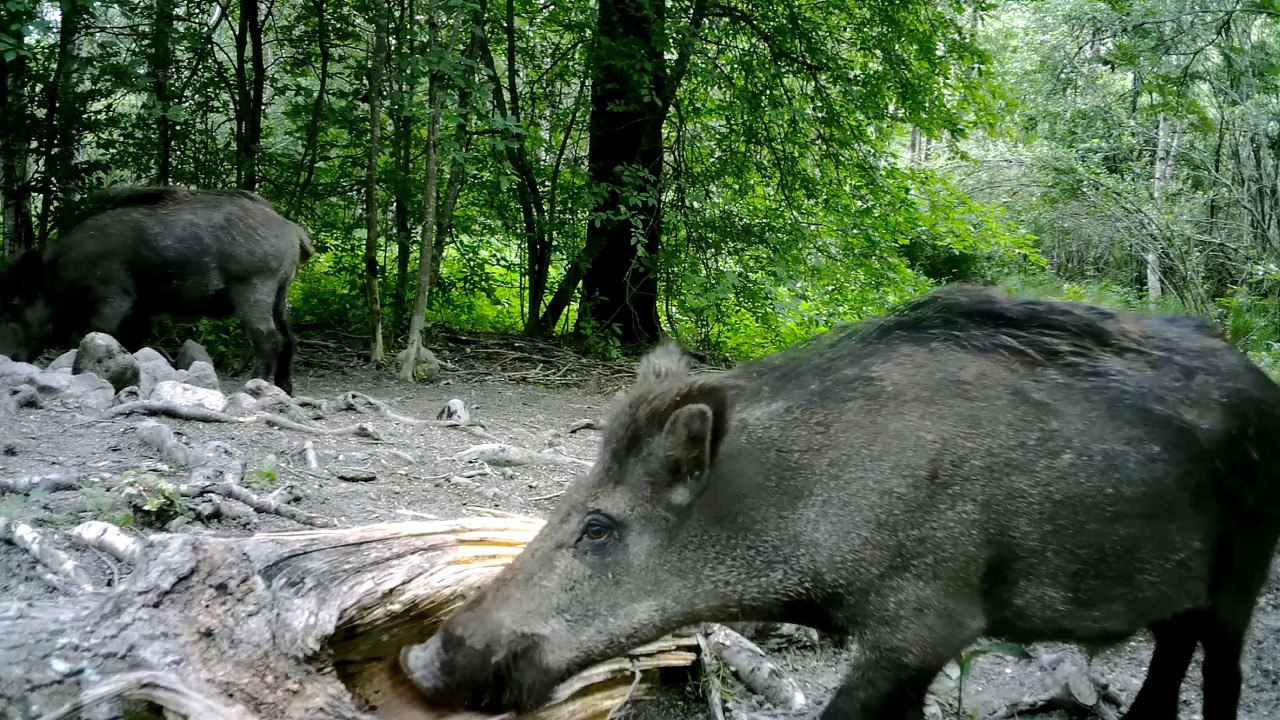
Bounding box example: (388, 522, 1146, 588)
(0, 516, 699, 720)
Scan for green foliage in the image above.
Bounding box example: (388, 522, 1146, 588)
(3, 0, 1275, 372)
(119, 471, 185, 527)
(245, 454, 280, 490)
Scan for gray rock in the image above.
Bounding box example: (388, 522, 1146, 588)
(133, 347, 180, 396)
(149, 380, 226, 412)
(115, 385, 142, 405)
(222, 392, 257, 417)
(0, 358, 41, 386)
(176, 340, 214, 371)
(66, 373, 115, 410)
(73, 332, 140, 392)
(178, 360, 219, 390)
(24, 371, 114, 410)
(7, 384, 41, 409)
(46, 349, 77, 373)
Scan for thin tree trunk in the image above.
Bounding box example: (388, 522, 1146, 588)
(1148, 112, 1172, 307)
(291, 0, 330, 212)
(235, 0, 263, 191)
(391, 0, 416, 333)
(38, 0, 86, 243)
(399, 0, 444, 381)
(363, 0, 389, 363)
(152, 0, 177, 185)
(1, 15, 35, 255)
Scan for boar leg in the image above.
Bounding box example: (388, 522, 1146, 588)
(270, 283, 296, 395)
(86, 296, 136, 341)
(229, 281, 283, 389)
(1121, 611, 1202, 719)
(1200, 532, 1276, 720)
(819, 606, 974, 720)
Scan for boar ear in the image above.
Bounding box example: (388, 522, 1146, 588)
(637, 343, 690, 383)
(660, 383, 731, 503)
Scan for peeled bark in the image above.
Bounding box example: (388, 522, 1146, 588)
(0, 517, 698, 720)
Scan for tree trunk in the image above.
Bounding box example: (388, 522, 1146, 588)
(0, 10, 35, 255)
(152, 0, 177, 185)
(37, 0, 87, 243)
(399, 0, 445, 381)
(364, 0, 389, 364)
(291, 0, 330, 213)
(236, 0, 264, 191)
(538, 0, 678, 345)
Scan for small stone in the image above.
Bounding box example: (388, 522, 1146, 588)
(114, 386, 142, 405)
(74, 333, 140, 392)
(149, 380, 226, 412)
(222, 392, 257, 417)
(8, 384, 40, 409)
(178, 360, 219, 390)
(175, 340, 214, 371)
(134, 347, 180, 396)
(46, 349, 77, 373)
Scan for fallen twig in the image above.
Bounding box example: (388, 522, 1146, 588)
(567, 419, 605, 434)
(32, 670, 255, 720)
(528, 490, 566, 502)
(706, 624, 806, 710)
(454, 442, 592, 469)
(302, 440, 320, 471)
(698, 633, 729, 720)
(0, 517, 94, 592)
(0, 473, 86, 495)
(71, 521, 143, 564)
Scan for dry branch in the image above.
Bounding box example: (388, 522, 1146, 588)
(0, 473, 87, 494)
(454, 443, 591, 469)
(303, 440, 322, 471)
(0, 517, 94, 592)
(706, 625, 806, 710)
(71, 520, 144, 564)
(566, 420, 604, 434)
(697, 634, 728, 720)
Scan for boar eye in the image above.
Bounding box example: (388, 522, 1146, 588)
(577, 515, 615, 547)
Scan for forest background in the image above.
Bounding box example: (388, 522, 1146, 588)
(1, 0, 1278, 377)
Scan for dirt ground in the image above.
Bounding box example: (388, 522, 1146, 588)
(1, 337, 1277, 720)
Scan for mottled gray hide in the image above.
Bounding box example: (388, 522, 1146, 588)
(401, 286, 1280, 720)
(0, 187, 313, 394)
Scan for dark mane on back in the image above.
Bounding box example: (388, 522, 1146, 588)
(743, 285, 1221, 376)
(57, 186, 271, 235)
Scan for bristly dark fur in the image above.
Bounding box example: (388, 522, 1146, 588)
(608, 344, 734, 460)
(57, 186, 272, 236)
(741, 284, 1226, 380)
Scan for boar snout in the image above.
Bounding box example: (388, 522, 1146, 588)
(400, 624, 559, 713)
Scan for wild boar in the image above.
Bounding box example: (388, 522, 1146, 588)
(0, 187, 313, 393)
(401, 285, 1280, 720)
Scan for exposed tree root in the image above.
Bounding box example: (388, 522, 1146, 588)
(303, 440, 322, 471)
(179, 480, 337, 528)
(0, 473, 88, 494)
(108, 400, 382, 439)
(337, 393, 500, 442)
